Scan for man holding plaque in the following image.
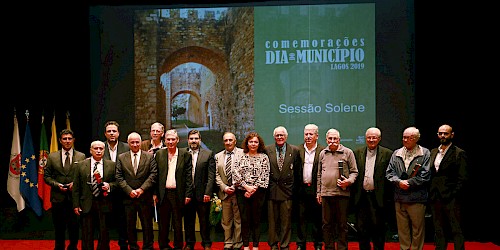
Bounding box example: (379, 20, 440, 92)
(386, 126, 431, 250)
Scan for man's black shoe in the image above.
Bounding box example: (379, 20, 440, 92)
(183, 246, 193, 250)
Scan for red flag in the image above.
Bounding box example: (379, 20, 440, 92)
(38, 115, 51, 210)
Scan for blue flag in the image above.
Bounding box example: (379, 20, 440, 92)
(20, 121, 43, 217)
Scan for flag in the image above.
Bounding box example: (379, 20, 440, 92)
(7, 112, 26, 212)
(66, 111, 71, 130)
(50, 115, 58, 153)
(38, 115, 51, 210)
(19, 119, 43, 217)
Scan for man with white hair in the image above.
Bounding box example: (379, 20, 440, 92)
(386, 126, 431, 250)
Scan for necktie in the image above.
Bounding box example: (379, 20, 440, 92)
(278, 147, 284, 171)
(226, 151, 232, 185)
(64, 151, 70, 168)
(133, 153, 138, 174)
(91, 162, 100, 197)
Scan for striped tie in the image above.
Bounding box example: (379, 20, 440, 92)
(226, 151, 232, 185)
(91, 162, 99, 197)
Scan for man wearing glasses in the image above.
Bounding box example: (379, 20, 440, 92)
(386, 126, 431, 250)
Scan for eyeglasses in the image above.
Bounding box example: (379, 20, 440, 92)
(437, 132, 450, 136)
(402, 136, 414, 140)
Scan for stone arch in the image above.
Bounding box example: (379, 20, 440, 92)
(161, 46, 227, 74)
(171, 89, 201, 104)
(161, 46, 230, 130)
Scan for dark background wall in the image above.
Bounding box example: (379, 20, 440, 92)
(1, 0, 497, 244)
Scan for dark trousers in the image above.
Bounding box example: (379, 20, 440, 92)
(237, 188, 267, 247)
(81, 200, 110, 250)
(431, 198, 465, 250)
(184, 198, 212, 248)
(268, 199, 292, 250)
(355, 191, 386, 250)
(124, 199, 154, 250)
(296, 186, 323, 248)
(52, 200, 79, 250)
(158, 188, 184, 250)
(322, 196, 349, 250)
(111, 193, 128, 250)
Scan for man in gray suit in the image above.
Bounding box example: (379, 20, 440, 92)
(215, 132, 244, 250)
(266, 126, 301, 250)
(44, 129, 86, 250)
(103, 120, 130, 250)
(73, 140, 117, 250)
(352, 127, 394, 250)
(116, 132, 158, 250)
(154, 129, 193, 250)
(184, 129, 216, 250)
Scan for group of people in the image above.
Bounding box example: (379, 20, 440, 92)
(42, 121, 468, 250)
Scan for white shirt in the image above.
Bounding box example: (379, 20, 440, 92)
(303, 143, 317, 184)
(166, 148, 179, 188)
(91, 159, 103, 178)
(107, 142, 117, 162)
(434, 143, 451, 172)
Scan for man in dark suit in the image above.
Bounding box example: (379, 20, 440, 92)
(154, 129, 194, 250)
(266, 126, 301, 250)
(103, 121, 130, 162)
(44, 129, 86, 250)
(73, 140, 117, 250)
(352, 127, 393, 250)
(294, 124, 325, 250)
(116, 132, 158, 250)
(103, 120, 130, 250)
(429, 124, 468, 250)
(215, 132, 244, 250)
(184, 129, 216, 250)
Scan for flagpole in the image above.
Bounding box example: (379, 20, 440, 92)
(7, 107, 26, 212)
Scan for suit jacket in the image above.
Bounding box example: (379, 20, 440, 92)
(266, 143, 301, 201)
(215, 147, 244, 200)
(352, 145, 393, 208)
(429, 144, 468, 201)
(295, 143, 326, 198)
(115, 150, 158, 204)
(190, 148, 216, 201)
(155, 147, 193, 206)
(44, 149, 87, 203)
(72, 158, 117, 213)
(103, 141, 130, 161)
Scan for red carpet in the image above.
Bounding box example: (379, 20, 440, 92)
(0, 240, 498, 250)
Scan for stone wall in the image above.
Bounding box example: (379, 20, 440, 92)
(134, 7, 255, 140)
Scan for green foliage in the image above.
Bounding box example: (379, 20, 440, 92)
(209, 193, 222, 226)
(171, 106, 187, 121)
